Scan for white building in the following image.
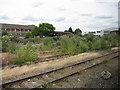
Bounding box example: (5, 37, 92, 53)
(100, 27, 118, 36)
(93, 27, 118, 37)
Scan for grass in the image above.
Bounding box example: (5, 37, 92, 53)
(102, 59, 110, 64)
(37, 84, 49, 88)
(1, 34, 118, 65)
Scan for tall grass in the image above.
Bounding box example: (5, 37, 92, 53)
(13, 42, 38, 65)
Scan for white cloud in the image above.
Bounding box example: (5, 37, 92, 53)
(0, 0, 118, 32)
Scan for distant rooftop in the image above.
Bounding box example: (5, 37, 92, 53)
(101, 27, 118, 31)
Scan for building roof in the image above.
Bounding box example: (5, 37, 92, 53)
(54, 31, 72, 34)
(101, 27, 118, 31)
(0, 23, 35, 29)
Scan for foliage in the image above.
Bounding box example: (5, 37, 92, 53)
(78, 40, 89, 53)
(10, 36, 17, 41)
(64, 30, 68, 32)
(2, 30, 8, 36)
(32, 23, 55, 37)
(7, 42, 17, 54)
(37, 84, 48, 88)
(1, 31, 119, 65)
(25, 32, 32, 38)
(74, 28, 82, 36)
(2, 35, 10, 52)
(84, 33, 94, 41)
(68, 27, 73, 33)
(14, 42, 38, 65)
(39, 37, 54, 51)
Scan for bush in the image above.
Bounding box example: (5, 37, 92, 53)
(25, 32, 32, 38)
(59, 35, 74, 54)
(14, 42, 38, 65)
(7, 42, 17, 54)
(10, 36, 17, 42)
(43, 37, 54, 50)
(77, 40, 89, 53)
(59, 35, 84, 55)
(2, 35, 10, 52)
(33, 36, 41, 43)
(100, 39, 107, 49)
(92, 39, 101, 50)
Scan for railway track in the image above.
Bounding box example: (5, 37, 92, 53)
(2, 50, 119, 89)
(2, 54, 71, 69)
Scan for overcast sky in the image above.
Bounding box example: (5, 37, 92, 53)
(0, 0, 119, 33)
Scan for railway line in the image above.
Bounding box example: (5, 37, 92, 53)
(2, 54, 71, 69)
(2, 50, 119, 89)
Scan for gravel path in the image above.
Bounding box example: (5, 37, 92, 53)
(47, 57, 118, 88)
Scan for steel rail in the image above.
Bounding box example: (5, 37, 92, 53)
(2, 50, 119, 88)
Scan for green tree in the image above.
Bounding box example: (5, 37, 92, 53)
(32, 26, 42, 36)
(64, 30, 68, 32)
(25, 32, 32, 38)
(32, 23, 55, 37)
(68, 27, 73, 33)
(2, 30, 8, 36)
(74, 28, 82, 36)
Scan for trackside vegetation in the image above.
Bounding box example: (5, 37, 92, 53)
(0, 24, 119, 65)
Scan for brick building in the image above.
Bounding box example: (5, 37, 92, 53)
(0, 23, 35, 36)
(0, 23, 73, 37)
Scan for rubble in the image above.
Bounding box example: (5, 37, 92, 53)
(100, 71, 111, 80)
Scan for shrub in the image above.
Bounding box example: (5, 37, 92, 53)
(2, 35, 10, 52)
(59, 35, 80, 55)
(14, 42, 38, 65)
(43, 37, 54, 50)
(7, 42, 17, 54)
(10, 36, 17, 42)
(77, 40, 89, 53)
(100, 39, 107, 49)
(25, 32, 33, 38)
(33, 36, 41, 43)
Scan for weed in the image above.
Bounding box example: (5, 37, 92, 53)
(102, 59, 110, 64)
(14, 42, 38, 65)
(37, 84, 48, 88)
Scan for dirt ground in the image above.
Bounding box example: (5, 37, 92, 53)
(1, 47, 119, 83)
(47, 57, 118, 88)
(0, 51, 53, 66)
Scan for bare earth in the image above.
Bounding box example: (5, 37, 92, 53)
(47, 57, 118, 88)
(1, 47, 119, 82)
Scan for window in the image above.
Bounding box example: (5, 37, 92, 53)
(97, 31, 100, 33)
(12, 28, 15, 31)
(6, 28, 10, 31)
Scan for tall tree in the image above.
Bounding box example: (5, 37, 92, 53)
(39, 23, 55, 37)
(68, 27, 73, 33)
(32, 23, 55, 37)
(74, 28, 82, 36)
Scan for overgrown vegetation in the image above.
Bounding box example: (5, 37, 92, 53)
(1, 31, 119, 65)
(13, 42, 38, 65)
